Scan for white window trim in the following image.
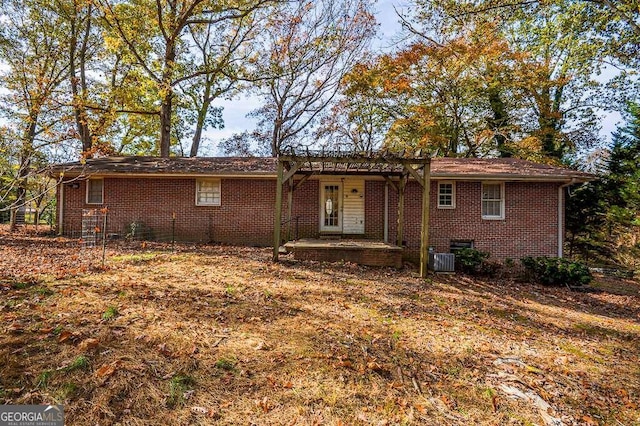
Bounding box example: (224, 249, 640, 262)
(481, 181, 505, 220)
(195, 178, 221, 206)
(86, 178, 104, 205)
(437, 181, 456, 209)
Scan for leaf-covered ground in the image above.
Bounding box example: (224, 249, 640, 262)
(1, 226, 639, 425)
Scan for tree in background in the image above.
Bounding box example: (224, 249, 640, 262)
(339, 22, 521, 157)
(566, 103, 640, 267)
(0, 0, 70, 229)
(97, 0, 278, 157)
(222, 0, 376, 156)
(344, 0, 611, 160)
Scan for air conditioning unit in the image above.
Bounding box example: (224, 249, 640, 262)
(429, 252, 456, 272)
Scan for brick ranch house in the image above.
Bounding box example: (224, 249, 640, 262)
(51, 156, 593, 263)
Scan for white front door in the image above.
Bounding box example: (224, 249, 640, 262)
(320, 183, 342, 232)
(343, 179, 365, 234)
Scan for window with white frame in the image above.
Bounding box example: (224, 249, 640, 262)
(438, 181, 455, 208)
(481, 182, 504, 219)
(196, 179, 221, 206)
(86, 178, 103, 204)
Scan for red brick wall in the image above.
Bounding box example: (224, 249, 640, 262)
(289, 179, 319, 240)
(61, 177, 279, 245)
(59, 177, 561, 260)
(391, 180, 560, 261)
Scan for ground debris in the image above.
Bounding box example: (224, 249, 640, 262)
(0, 227, 639, 425)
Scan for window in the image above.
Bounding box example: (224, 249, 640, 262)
(196, 179, 221, 206)
(481, 182, 504, 219)
(438, 181, 456, 209)
(86, 178, 103, 204)
(450, 240, 474, 253)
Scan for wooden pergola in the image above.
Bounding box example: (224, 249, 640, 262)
(272, 149, 432, 278)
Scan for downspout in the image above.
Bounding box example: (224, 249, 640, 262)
(558, 178, 577, 258)
(58, 179, 64, 236)
(384, 181, 389, 243)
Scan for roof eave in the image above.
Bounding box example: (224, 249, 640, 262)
(430, 173, 595, 183)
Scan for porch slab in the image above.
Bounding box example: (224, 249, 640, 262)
(283, 239, 403, 268)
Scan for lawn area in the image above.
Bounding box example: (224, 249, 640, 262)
(1, 227, 639, 425)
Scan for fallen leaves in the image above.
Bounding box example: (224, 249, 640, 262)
(256, 396, 272, 413)
(78, 338, 99, 352)
(0, 230, 639, 425)
(190, 406, 217, 417)
(95, 360, 121, 379)
(58, 330, 81, 344)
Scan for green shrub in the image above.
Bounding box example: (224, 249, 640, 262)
(455, 248, 490, 275)
(521, 256, 592, 287)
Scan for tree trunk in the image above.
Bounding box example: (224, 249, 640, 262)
(11, 118, 37, 232)
(69, 3, 95, 155)
(189, 79, 212, 157)
(160, 41, 176, 158)
(487, 87, 510, 157)
(160, 97, 173, 157)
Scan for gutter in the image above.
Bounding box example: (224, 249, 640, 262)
(558, 178, 578, 257)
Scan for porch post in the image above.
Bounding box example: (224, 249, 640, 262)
(273, 159, 284, 261)
(287, 179, 293, 241)
(397, 175, 406, 247)
(420, 161, 431, 278)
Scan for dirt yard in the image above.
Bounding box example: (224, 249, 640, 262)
(1, 226, 639, 425)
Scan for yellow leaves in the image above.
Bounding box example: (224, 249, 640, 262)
(103, 34, 123, 53)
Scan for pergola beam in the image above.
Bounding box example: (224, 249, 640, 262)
(397, 174, 407, 248)
(279, 154, 429, 166)
(404, 163, 425, 187)
(282, 162, 301, 183)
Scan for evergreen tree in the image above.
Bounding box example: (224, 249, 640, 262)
(566, 103, 640, 265)
(606, 103, 640, 230)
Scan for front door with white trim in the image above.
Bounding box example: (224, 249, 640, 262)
(320, 183, 342, 232)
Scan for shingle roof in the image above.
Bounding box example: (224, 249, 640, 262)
(52, 156, 278, 176)
(430, 158, 594, 181)
(50, 156, 594, 182)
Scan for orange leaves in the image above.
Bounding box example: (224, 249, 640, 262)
(58, 330, 81, 344)
(256, 396, 273, 413)
(266, 375, 293, 390)
(78, 338, 99, 352)
(95, 360, 121, 379)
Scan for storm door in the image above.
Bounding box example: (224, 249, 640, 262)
(320, 183, 342, 232)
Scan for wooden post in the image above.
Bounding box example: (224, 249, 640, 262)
(101, 208, 108, 268)
(287, 178, 293, 241)
(396, 175, 406, 247)
(273, 159, 284, 261)
(420, 161, 431, 278)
